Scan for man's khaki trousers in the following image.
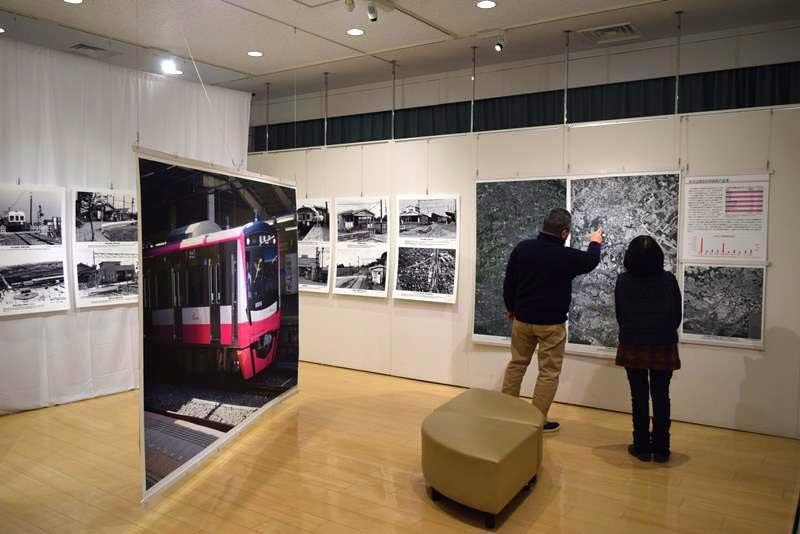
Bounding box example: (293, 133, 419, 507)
(501, 319, 566, 417)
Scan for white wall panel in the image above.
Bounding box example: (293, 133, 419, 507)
(686, 110, 771, 175)
(680, 37, 737, 74)
(738, 27, 800, 68)
(477, 127, 564, 179)
(567, 117, 678, 174)
(608, 46, 674, 82)
(250, 104, 800, 438)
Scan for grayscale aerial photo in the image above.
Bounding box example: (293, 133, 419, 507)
(397, 247, 456, 295)
(683, 265, 764, 340)
(474, 179, 567, 338)
(569, 174, 679, 348)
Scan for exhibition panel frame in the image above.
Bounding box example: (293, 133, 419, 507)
(0, 183, 70, 317)
(72, 187, 140, 309)
(134, 146, 299, 502)
(393, 194, 460, 304)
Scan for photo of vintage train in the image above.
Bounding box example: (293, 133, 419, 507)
(143, 218, 282, 380)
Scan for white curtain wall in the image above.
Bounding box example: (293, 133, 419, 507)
(0, 38, 252, 413)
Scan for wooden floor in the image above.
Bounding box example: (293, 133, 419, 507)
(1, 362, 798, 533)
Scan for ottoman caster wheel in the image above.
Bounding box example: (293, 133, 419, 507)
(484, 513, 496, 529)
(430, 488, 442, 502)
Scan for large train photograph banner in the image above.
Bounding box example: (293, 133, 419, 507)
(0, 183, 69, 317)
(137, 151, 299, 500)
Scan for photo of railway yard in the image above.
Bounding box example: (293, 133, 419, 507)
(336, 198, 388, 244)
(75, 190, 137, 242)
(334, 247, 387, 292)
(139, 158, 298, 491)
(299, 244, 330, 288)
(0, 260, 67, 314)
(474, 179, 567, 339)
(398, 198, 457, 240)
(74, 248, 138, 303)
(683, 265, 764, 340)
(569, 174, 679, 349)
(297, 199, 330, 243)
(396, 247, 456, 295)
(0, 186, 64, 246)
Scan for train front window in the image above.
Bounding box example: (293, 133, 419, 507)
(246, 239, 278, 311)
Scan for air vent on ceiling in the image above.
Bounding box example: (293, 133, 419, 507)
(66, 42, 121, 60)
(577, 22, 641, 44)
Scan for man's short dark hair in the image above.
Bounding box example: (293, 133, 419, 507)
(542, 208, 572, 235)
(624, 235, 665, 276)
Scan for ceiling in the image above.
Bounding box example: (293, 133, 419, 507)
(1, 0, 798, 97)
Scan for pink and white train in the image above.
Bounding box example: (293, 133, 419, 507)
(143, 219, 281, 379)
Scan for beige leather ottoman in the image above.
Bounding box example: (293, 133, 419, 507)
(421, 388, 544, 529)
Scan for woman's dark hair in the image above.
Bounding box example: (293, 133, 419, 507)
(623, 235, 664, 276)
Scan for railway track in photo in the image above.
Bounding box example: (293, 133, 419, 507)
(0, 231, 59, 246)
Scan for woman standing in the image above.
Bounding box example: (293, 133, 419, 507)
(615, 235, 682, 463)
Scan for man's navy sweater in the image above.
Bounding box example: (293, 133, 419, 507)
(503, 232, 601, 325)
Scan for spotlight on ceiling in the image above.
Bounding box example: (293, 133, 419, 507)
(345, 0, 355, 12)
(477, 0, 496, 8)
(64, 0, 84, 4)
(346, 28, 365, 36)
(160, 59, 183, 75)
(0, 28, 5, 34)
(367, 1, 378, 22)
(247, 50, 264, 57)
(493, 33, 506, 52)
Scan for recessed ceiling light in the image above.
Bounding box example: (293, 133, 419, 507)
(64, 0, 84, 4)
(346, 28, 365, 36)
(247, 50, 263, 57)
(0, 28, 5, 34)
(477, 1, 496, 8)
(160, 59, 183, 75)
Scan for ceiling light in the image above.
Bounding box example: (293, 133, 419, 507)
(347, 28, 365, 36)
(64, 0, 84, 4)
(367, 1, 378, 22)
(477, 1, 496, 8)
(494, 32, 506, 52)
(247, 50, 263, 57)
(0, 28, 5, 34)
(160, 59, 183, 75)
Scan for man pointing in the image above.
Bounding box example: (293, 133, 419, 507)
(502, 208, 603, 432)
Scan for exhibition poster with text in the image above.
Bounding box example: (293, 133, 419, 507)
(683, 175, 770, 263)
(393, 195, 459, 303)
(333, 197, 390, 298)
(0, 184, 69, 317)
(139, 157, 298, 497)
(296, 198, 331, 293)
(73, 188, 139, 308)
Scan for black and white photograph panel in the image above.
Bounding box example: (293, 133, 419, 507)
(75, 190, 138, 243)
(74, 246, 139, 307)
(474, 179, 567, 340)
(683, 265, 764, 343)
(298, 244, 330, 291)
(397, 197, 457, 241)
(0, 185, 64, 247)
(334, 247, 387, 293)
(568, 174, 679, 350)
(139, 158, 298, 492)
(297, 198, 330, 243)
(396, 247, 456, 297)
(335, 198, 389, 244)
(0, 253, 68, 316)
